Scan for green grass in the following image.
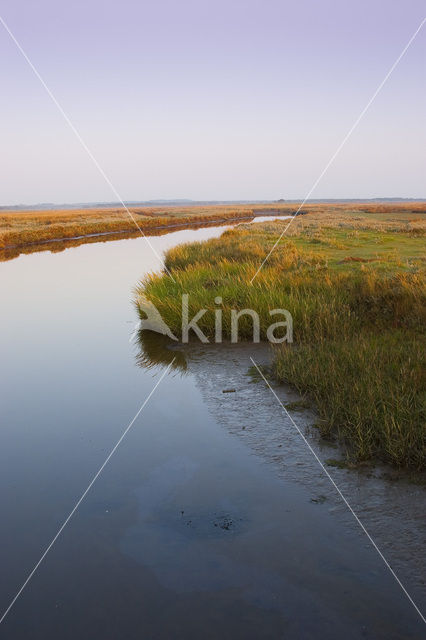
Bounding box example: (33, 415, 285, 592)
(135, 212, 426, 469)
(274, 333, 425, 468)
(284, 399, 311, 411)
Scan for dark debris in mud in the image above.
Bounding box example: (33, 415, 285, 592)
(213, 515, 235, 531)
(179, 510, 243, 534)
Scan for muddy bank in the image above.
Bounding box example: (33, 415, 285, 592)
(179, 342, 426, 610)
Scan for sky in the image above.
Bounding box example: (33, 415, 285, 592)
(0, 0, 425, 205)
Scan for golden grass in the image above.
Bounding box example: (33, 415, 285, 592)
(1, 202, 425, 259)
(136, 207, 426, 469)
(0, 205, 257, 251)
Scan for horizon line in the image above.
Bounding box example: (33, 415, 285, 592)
(1, 196, 426, 211)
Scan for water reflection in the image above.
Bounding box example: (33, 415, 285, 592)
(1, 217, 425, 638)
(0, 214, 293, 263)
(135, 329, 188, 373)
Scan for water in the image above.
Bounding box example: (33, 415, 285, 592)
(0, 221, 424, 638)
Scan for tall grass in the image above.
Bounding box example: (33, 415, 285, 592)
(274, 333, 425, 468)
(2, 201, 424, 254)
(0, 206, 258, 250)
(136, 211, 426, 469)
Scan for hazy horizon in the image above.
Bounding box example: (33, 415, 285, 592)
(2, 196, 426, 210)
(0, 196, 426, 209)
(1, 0, 425, 205)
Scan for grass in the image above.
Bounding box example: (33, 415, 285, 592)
(135, 207, 426, 470)
(284, 399, 311, 411)
(0, 205, 260, 256)
(274, 333, 425, 468)
(2, 201, 424, 261)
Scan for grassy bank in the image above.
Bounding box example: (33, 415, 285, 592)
(0, 205, 258, 252)
(136, 208, 426, 469)
(2, 201, 424, 259)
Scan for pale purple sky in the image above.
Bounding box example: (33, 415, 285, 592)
(0, 0, 425, 205)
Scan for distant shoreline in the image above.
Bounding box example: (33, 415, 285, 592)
(1, 197, 425, 213)
(2, 214, 259, 251)
(1, 201, 425, 262)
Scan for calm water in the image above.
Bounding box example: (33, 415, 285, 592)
(0, 221, 424, 638)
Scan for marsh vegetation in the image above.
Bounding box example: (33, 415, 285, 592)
(137, 207, 426, 469)
(2, 201, 424, 260)
(0, 205, 258, 254)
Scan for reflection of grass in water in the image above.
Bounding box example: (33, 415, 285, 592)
(0, 212, 255, 263)
(245, 365, 271, 383)
(284, 398, 311, 411)
(3, 202, 425, 261)
(0, 205, 260, 253)
(135, 330, 187, 373)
